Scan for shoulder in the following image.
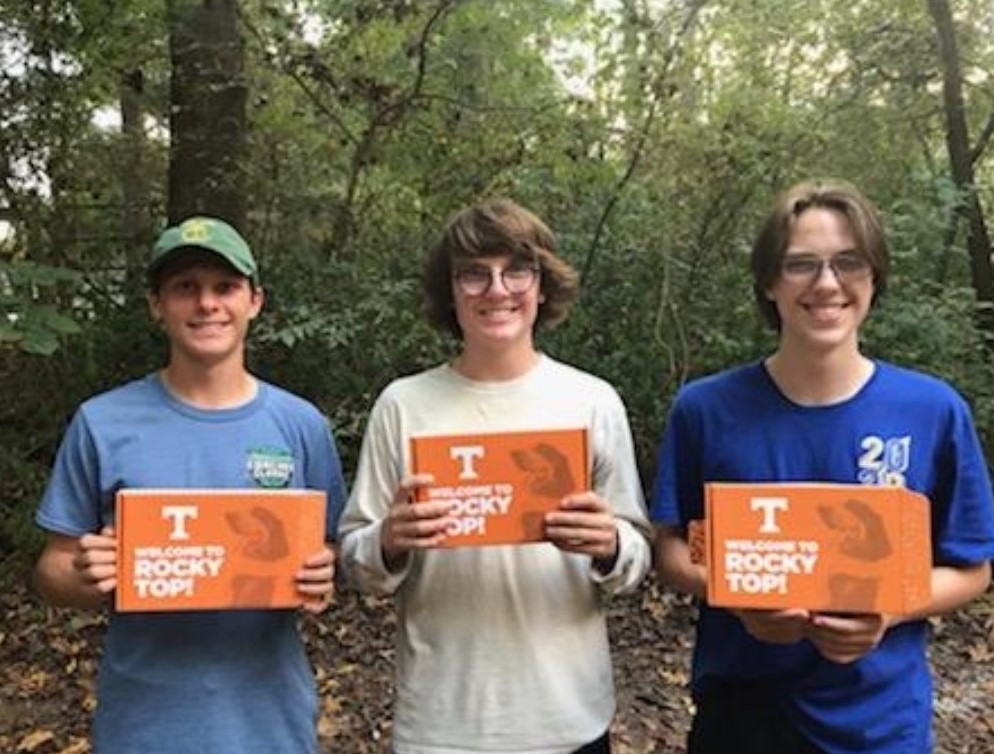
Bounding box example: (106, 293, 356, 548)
(257, 381, 329, 428)
(374, 364, 451, 406)
(538, 356, 624, 403)
(871, 361, 969, 409)
(77, 373, 162, 423)
(674, 362, 766, 408)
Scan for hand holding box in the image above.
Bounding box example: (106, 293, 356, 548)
(410, 428, 589, 547)
(115, 489, 326, 611)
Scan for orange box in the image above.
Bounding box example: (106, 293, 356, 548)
(410, 428, 589, 547)
(115, 489, 326, 612)
(693, 483, 931, 615)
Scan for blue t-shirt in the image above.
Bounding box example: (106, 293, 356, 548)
(36, 374, 348, 754)
(650, 360, 994, 754)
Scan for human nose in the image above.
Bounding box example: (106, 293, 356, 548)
(811, 259, 842, 285)
(195, 286, 220, 309)
(483, 268, 510, 295)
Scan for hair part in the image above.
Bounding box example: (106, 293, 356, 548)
(750, 179, 889, 330)
(424, 197, 579, 338)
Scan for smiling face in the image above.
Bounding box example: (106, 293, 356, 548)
(451, 254, 543, 359)
(147, 252, 264, 369)
(766, 207, 873, 357)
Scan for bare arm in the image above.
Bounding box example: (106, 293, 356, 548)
(908, 561, 991, 621)
(806, 563, 991, 664)
(654, 524, 707, 599)
(34, 528, 117, 610)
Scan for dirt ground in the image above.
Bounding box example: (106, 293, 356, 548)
(2, 578, 993, 754)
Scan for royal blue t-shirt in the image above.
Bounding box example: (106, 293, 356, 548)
(650, 360, 994, 754)
(36, 374, 348, 754)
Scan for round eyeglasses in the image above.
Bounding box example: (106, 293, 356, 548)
(453, 264, 540, 296)
(780, 252, 871, 283)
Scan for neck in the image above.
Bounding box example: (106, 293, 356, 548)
(452, 342, 540, 382)
(765, 345, 873, 406)
(160, 357, 256, 409)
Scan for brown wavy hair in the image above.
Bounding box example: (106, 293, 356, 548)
(750, 179, 889, 330)
(424, 197, 579, 339)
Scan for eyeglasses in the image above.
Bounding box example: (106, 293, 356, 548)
(453, 263, 540, 296)
(780, 252, 871, 283)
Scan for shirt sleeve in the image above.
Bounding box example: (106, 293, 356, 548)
(304, 413, 349, 541)
(931, 395, 994, 565)
(587, 386, 652, 595)
(339, 391, 413, 596)
(35, 408, 106, 536)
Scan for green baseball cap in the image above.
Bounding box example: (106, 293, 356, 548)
(148, 216, 259, 285)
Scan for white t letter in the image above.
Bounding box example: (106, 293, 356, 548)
(751, 497, 788, 534)
(450, 445, 484, 480)
(162, 505, 198, 540)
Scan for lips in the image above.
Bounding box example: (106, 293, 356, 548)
(189, 321, 229, 333)
(476, 304, 520, 320)
(803, 301, 849, 325)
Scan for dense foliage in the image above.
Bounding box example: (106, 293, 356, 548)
(2, 0, 994, 564)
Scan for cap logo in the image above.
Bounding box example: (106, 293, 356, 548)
(180, 219, 212, 244)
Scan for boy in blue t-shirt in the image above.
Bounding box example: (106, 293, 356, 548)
(33, 217, 347, 754)
(651, 180, 994, 754)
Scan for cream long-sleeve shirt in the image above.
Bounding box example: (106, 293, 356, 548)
(340, 356, 651, 754)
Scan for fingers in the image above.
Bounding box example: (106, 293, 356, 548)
(297, 546, 336, 614)
(732, 608, 811, 644)
(297, 546, 335, 584)
(392, 473, 435, 505)
(732, 608, 890, 661)
(74, 530, 118, 591)
(805, 612, 889, 664)
(302, 546, 336, 568)
(383, 475, 453, 559)
(544, 493, 618, 559)
(386, 501, 454, 550)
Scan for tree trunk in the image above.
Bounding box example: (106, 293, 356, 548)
(166, 0, 247, 228)
(120, 68, 152, 292)
(927, 0, 994, 348)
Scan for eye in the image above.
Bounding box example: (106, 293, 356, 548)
(504, 266, 534, 281)
(458, 266, 490, 282)
(782, 256, 819, 275)
(832, 254, 869, 273)
(169, 278, 196, 293)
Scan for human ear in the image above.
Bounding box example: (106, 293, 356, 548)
(146, 292, 162, 322)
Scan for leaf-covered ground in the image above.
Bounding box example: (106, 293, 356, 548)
(2, 579, 993, 754)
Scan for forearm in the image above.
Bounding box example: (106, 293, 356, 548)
(654, 525, 707, 599)
(892, 561, 991, 626)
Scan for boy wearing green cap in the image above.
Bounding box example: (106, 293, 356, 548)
(33, 217, 347, 754)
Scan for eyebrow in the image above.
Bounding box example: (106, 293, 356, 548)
(783, 248, 861, 257)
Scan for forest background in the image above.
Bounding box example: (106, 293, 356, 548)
(2, 0, 994, 752)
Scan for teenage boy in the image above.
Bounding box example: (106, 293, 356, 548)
(652, 179, 994, 754)
(340, 197, 651, 754)
(34, 216, 347, 754)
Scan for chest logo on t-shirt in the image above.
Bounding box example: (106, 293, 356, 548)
(857, 435, 911, 486)
(245, 446, 295, 488)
